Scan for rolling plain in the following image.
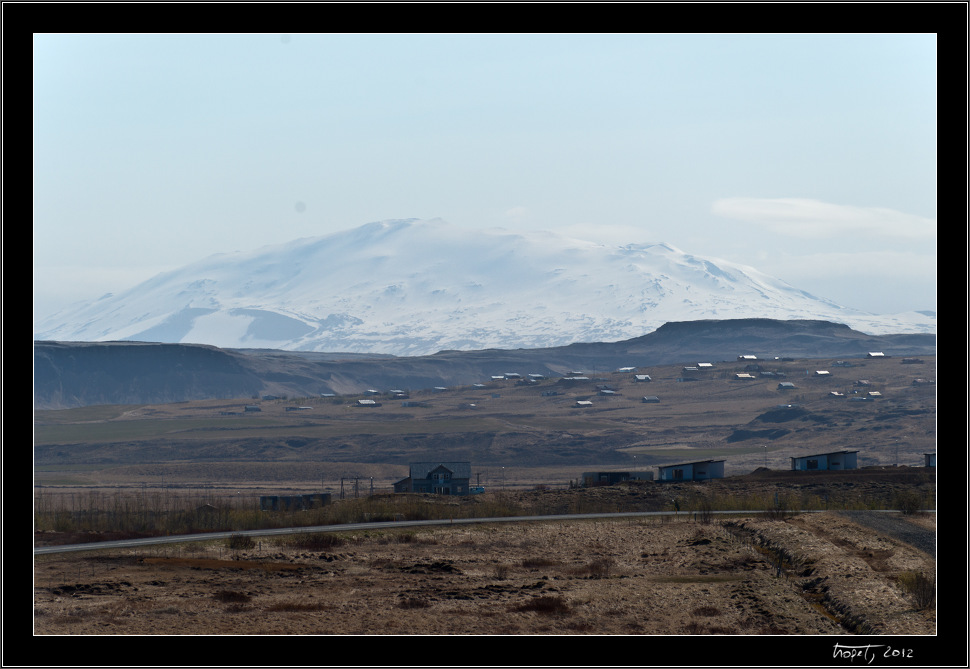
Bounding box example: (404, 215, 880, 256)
(33, 352, 938, 640)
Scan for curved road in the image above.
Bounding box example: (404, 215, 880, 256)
(35, 509, 934, 556)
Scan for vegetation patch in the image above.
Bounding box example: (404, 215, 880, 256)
(512, 595, 571, 616)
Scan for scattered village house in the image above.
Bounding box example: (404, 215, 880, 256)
(790, 450, 858, 471)
(656, 459, 725, 482)
(393, 462, 472, 495)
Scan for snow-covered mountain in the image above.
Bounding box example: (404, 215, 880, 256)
(34, 218, 936, 356)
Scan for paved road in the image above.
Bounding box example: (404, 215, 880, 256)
(34, 509, 933, 556)
(33, 511, 684, 555)
(839, 510, 937, 558)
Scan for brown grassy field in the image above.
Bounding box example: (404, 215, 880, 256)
(34, 354, 937, 497)
(33, 506, 935, 637)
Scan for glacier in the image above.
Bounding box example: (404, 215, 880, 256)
(34, 218, 936, 356)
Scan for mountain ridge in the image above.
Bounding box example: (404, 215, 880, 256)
(34, 318, 937, 409)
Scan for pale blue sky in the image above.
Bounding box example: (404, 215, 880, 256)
(33, 33, 936, 323)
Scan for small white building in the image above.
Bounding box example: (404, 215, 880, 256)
(656, 459, 725, 482)
(790, 450, 858, 471)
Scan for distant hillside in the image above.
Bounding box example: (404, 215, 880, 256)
(33, 319, 936, 409)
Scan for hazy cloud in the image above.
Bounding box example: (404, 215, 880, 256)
(711, 198, 936, 240)
(502, 206, 529, 223)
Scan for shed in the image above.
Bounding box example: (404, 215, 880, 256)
(867, 352, 885, 358)
(634, 375, 652, 382)
(656, 459, 725, 482)
(777, 382, 796, 390)
(582, 471, 632, 487)
(575, 400, 594, 407)
(790, 450, 858, 471)
(641, 396, 661, 403)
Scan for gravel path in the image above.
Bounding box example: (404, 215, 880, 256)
(839, 511, 936, 558)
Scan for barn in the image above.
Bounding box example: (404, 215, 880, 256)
(656, 459, 725, 482)
(790, 450, 858, 471)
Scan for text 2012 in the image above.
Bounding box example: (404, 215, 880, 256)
(833, 644, 915, 663)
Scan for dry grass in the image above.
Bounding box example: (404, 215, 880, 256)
(33, 512, 935, 636)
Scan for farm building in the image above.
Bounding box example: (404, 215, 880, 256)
(641, 395, 661, 403)
(575, 400, 594, 407)
(634, 374, 652, 382)
(393, 462, 472, 495)
(867, 351, 885, 358)
(656, 459, 725, 482)
(790, 450, 858, 471)
(260, 493, 331, 511)
(582, 470, 653, 487)
(777, 382, 796, 390)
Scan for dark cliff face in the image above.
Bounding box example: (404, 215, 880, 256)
(33, 320, 936, 409)
(33, 341, 264, 409)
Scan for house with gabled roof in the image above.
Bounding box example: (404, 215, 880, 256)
(393, 462, 472, 495)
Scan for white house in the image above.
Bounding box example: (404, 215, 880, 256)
(790, 450, 858, 471)
(656, 459, 725, 482)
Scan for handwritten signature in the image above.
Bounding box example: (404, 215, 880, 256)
(833, 644, 915, 664)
